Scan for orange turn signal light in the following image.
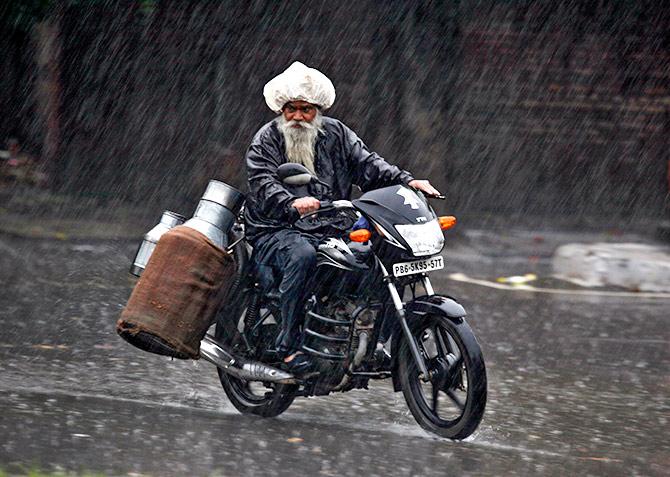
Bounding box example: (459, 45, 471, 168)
(438, 216, 457, 230)
(349, 229, 372, 242)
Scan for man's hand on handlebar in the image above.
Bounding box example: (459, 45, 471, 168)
(292, 196, 321, 215)
(408, 179, 441, 197)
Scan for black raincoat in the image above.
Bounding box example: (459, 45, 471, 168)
(244, 116, 414, 241)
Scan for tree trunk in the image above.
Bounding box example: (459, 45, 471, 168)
(32, 10, 63, 191)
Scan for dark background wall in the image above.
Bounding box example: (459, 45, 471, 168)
(2, 0, 669, 224)
(0, 17, 39, 152)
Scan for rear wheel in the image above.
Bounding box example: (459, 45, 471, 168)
(398, 315, 487, 439)
(218, 367, 297, 418)
(214, 289, 297, 418)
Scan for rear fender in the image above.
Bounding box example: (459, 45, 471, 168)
(390, 295, 466, 392)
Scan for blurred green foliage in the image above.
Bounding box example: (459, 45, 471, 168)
(0, 0, 55, 32)
(0, 0, 52, 32)
(1, 0, 158, 33)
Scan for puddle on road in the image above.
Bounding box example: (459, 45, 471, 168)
(1, 388, 653, 477)
(0, 385, 589, 460)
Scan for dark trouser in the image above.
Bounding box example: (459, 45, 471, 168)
(252, 229, 318, 357)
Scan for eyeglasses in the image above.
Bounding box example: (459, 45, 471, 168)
(283, 104, 317, 114)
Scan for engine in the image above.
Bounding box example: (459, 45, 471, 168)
(300, 296, 379, 392)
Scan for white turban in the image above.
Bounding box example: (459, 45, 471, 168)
(263, 61, 336, 113)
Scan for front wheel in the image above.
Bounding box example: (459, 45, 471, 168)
(397, 315, 487, 439)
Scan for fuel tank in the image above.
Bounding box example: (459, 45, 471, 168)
(316, 237, 369, 270)
(314, 237, 377, 298)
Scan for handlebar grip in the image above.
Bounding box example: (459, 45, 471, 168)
(289, 199, 331, 225)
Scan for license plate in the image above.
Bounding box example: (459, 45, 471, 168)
(393, 256, 444, 277)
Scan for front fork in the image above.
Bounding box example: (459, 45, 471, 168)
(378, 260, 434, 381)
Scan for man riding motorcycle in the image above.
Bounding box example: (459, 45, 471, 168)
(244, 61, 440, 374)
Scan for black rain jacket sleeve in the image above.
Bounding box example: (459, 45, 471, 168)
(246, 127, 297, 223)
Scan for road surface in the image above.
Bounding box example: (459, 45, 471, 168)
(0, 232, 667, 476)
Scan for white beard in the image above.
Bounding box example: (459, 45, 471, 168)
(278, 112, 323, 175)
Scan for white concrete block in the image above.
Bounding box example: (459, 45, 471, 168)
(552, 243, 670, 292)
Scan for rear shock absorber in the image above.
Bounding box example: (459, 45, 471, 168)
(244, 291, 261, 334)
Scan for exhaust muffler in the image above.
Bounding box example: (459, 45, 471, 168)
(200, 335, 297, 384)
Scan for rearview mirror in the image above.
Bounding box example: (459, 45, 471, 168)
(277, 163, 313, 186)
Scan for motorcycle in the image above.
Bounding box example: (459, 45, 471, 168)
(201, 163, 487, 439)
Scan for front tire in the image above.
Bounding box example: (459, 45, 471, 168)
(397, 315, 487, 439)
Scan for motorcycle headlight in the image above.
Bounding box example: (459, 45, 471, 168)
(394, 219, 444, 256)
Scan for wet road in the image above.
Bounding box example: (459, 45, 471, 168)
(0, 232, 668, 476)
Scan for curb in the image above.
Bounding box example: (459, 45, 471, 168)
(448, 273, 670, 299)
(0, 214, 145, 241)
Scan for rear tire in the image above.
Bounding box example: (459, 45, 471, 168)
(398, 315, 487, 439)
(217, 368, 297, 418)
(214, 276, 296, 418)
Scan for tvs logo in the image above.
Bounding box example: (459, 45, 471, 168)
(397, 188, 421, 210)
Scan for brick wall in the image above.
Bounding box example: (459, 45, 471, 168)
(443, 2, 670, 221)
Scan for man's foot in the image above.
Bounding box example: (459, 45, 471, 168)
(282, 351, 316, 377)
(373, 342, 392, 371)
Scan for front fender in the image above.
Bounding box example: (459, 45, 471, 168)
(390, 294, 466, 392)
(405, 294, 466, 319)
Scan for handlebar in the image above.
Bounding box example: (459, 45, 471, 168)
(426, 194, 446, 200)
(289, 200, 356, 232)
(412, 188, 445, 201)
(290, 200, 354, 222)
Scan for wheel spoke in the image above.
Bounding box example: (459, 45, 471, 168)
(431, 384, 440, 413)
(446, 389, 465, 411)
(435, 326, 450, 357)
(417, 334, 430, 361)
(451, 356, 464, 374)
